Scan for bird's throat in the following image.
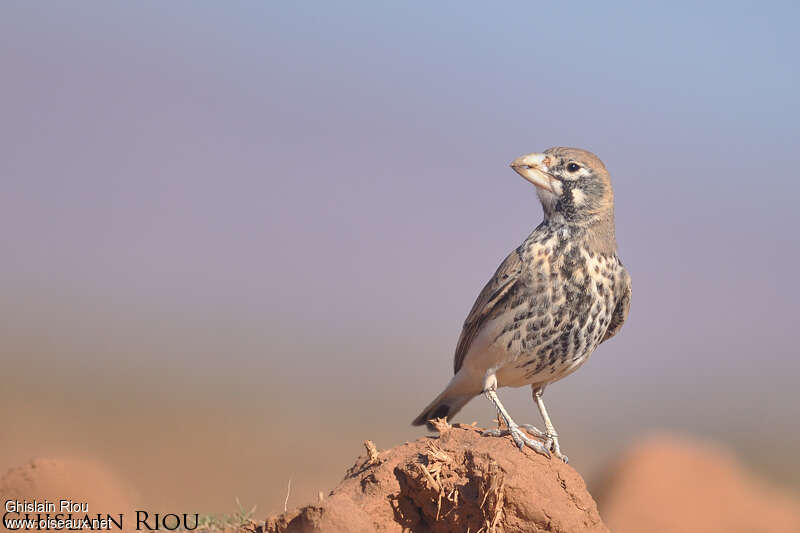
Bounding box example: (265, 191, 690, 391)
(540, 210, 618, 257)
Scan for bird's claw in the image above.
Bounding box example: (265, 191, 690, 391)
(546, 435, 568, 463)
(481, 424, 551, 458)
(518, 423, 547, 438)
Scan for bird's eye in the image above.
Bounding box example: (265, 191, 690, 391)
(566, 163, 581, 173)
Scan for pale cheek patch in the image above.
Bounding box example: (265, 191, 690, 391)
(571, 188, 587, 206)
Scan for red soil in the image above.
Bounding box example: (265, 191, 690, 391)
(263, 423, 608, 533)
(595, 434, 800, 533)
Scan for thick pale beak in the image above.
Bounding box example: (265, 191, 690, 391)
(510, 153, 562, 195)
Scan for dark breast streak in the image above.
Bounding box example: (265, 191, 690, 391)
(494, 224, 622, 384)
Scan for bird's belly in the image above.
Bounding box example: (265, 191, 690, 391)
(497, 344, 595, 388)
(457, 246, 621, 390)
(458, 312, 603, 389)
(493, 298, 613, 388)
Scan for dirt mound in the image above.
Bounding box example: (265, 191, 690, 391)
(263, 422, 608, 533)
(0, 457, 136, 530)
(595, 434, 800, 533)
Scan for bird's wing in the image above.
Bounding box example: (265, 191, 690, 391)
(453, 249, 523, 374)
(601, 266, 631, 343)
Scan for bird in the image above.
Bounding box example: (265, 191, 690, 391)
(412, 147, 631, 462)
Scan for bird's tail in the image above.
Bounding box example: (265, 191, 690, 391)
(411, 381, 477, 427)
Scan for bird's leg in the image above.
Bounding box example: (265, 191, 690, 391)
(480, 375, 550, 458)
(533, 386, 568, 463)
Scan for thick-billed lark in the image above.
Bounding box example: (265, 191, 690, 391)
(412, 147, 631, 462)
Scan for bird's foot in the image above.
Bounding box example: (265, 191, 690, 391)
(518, 423, 547, 439)
(482, 423, 551, 458)
(547, 433, 568, 463)
(485, 422, 549, 442)
(513, 423, 556, 450)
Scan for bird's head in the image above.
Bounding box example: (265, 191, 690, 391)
(510, 147, 614, 226)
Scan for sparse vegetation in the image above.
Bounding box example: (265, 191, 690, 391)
(180, 498, 261, 532)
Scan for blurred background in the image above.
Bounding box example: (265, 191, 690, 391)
(1, 0, 798, 525)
